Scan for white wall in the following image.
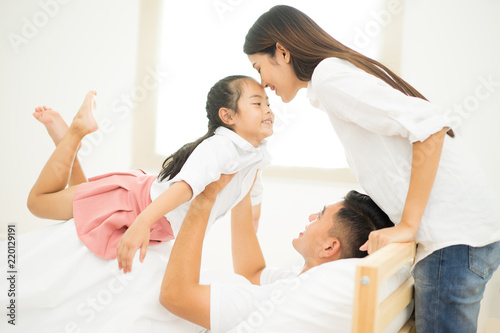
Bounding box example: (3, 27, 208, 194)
(0, 0, 139, 237)
(400, 0, 500, 193)
(401, 1, 500, 332)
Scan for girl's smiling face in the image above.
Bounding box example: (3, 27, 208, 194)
(228, 79, 274, 147)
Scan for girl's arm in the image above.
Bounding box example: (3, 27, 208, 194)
(160, 174, 234, 329)
(117, 181, 193, 273)
(360, 127, 448, 254)
(231, 192, 266, 285)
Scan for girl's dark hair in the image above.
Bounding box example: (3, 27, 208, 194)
(331, 190, 394, 259)
(244, 5, 454, 138)
(158, 75, 252, 181)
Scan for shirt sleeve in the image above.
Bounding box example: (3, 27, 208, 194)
(209, 267, 294, 332)
(312, 58, 452, 143)
(210, 282, 273, 333)
(260, 267, 297, 285)
(170, 136, 238, 198)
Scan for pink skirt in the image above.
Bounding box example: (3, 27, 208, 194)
(73, 169, 174, 259)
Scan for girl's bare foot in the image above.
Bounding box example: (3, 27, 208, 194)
(33, 106, 69, 146)
(69, 91, 99, 137)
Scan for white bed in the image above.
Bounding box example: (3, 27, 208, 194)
(0, 220, 412, 333)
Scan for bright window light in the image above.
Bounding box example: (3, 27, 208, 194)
(156, 0, 384, 168)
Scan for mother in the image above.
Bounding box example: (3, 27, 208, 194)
(243, 5, 500, 333)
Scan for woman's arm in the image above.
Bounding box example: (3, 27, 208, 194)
(361, 127, 448, 254)
(231, 192, 266, 285)
(117, 181, 193, 273)
(159, 174, 233, 330)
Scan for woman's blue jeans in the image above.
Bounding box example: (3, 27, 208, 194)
(414, 241, 500, 333)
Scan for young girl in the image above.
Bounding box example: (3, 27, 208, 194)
(28, 75, 274, 274)
(243, 5, 500, 332)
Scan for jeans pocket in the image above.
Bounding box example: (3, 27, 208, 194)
(469, 241, 500, 279)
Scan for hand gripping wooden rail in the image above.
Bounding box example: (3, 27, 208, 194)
(352, 242, 417, 333)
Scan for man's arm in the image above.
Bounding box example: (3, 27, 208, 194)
(252, 203, 261, 231)
(231, 192, 266, 285)
(159, 174, 233, 330)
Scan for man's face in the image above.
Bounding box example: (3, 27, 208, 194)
(292, 202, 343, 261)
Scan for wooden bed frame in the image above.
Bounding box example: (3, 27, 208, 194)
(352, 242, 417, 333)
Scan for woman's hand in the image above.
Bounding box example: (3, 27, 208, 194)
(116, 220, 151, 273)
(359, 222, 417, 254)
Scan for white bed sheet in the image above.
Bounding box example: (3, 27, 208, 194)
(0, 219, 206, 333)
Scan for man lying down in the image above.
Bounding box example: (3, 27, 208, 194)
(160, 174, 406, 333)
(0, 174, 406, 332)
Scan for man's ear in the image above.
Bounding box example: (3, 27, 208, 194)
(275, 42, 291, 64)
(219, 107, 235, 126)
(319, 238, 341, 260)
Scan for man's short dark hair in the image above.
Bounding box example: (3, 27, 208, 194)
(329, 190, 394, 259)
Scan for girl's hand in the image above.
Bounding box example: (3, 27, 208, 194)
(359, 222, 417, 255)
(116, 221, 151, 273)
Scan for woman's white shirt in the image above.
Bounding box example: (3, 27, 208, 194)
(150, 126, 270, 236)
(307, 57, 500, 263)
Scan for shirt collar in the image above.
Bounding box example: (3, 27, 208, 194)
(214, 126, 266, 152)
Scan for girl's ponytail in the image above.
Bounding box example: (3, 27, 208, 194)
(158, 126, 217, 181)
(158, 75, 252, 181)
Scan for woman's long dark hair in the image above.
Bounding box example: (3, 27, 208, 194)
(244, 5, 454, 137)
(332, 190, 394, 259)
(158, 75, 252, 181)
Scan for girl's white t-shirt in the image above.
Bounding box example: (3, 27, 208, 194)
(307, 57, 500, 264)
(150, 126, 271, 236)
